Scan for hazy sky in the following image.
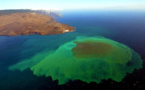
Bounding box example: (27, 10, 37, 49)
(1, 0, 145, 10)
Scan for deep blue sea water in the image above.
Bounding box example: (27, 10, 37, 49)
(0, 10, 145, 90)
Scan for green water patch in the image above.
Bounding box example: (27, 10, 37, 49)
(19, 32, 81, 59)
(9, 36, 143, 85)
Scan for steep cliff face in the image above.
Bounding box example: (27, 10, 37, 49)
(0, 12, 74, 36)
(34, 10, 62, 17)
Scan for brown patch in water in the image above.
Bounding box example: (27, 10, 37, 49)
(72, 40, 116, 59)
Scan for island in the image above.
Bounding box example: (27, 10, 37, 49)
(0, 12, 74, 36)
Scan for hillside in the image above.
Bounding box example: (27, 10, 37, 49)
(0, 12, 74, 36)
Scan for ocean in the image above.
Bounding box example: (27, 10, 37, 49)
(0, 10, 145, 90)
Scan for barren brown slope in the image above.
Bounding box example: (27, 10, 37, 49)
(0, 12, 74, 36)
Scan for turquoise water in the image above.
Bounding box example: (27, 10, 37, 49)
(0, 10, 145, 90)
